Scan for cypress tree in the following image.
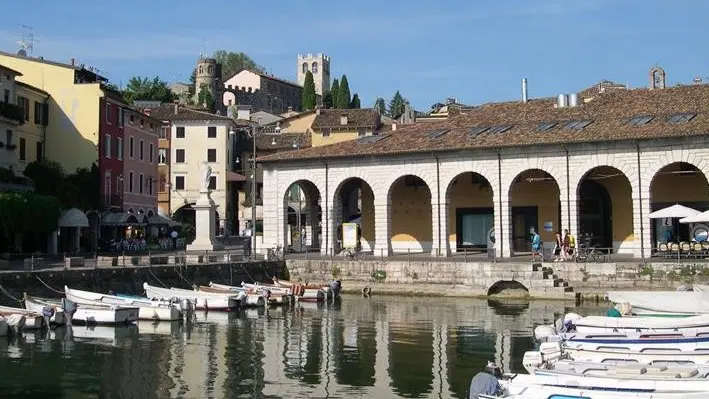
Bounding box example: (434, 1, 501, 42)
(331, 78, 340, 108)
(302, 71, 316, 110)
(388, 90, 405, 118)
(338, 75, 351, 110)
(322, 90, 333, 108)
(350, 93, 361, 109)
(374, 97, 386, 115)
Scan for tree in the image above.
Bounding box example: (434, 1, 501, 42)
(122, 76, 176, 104)
(64, 164, 100, 211)
(322, 90, 334, 109)
(331, 79, 340, 108)
(337, 75, 351, 110)
(389, 90, 406, 118)
(213, 50, 265, 80)
(302, 71, 317, 110)
(188, 68, 196, 98)
(23, 161, 65, 197)
(374, 97, 386, 115)
(350, 93, 361, 109)
(197, 84, 215, 112)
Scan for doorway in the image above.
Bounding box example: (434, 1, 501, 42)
(512, 206, 538, 253)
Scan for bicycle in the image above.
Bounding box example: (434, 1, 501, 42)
(267, 244, 284, 260)
(575, 243, 604, 263)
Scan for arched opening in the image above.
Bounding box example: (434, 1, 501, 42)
(508, 169, 560, 255)
(312, 62, 318, 74)
(333, 178, 375, 253)
(486, 280, 529, 297)
(446, 172, 494, 253)
(283, 180, 321, 252)
(172, 203, 195, 239)
(650, 162, 709, 245)
(388, 175, 432, 253)
(302, 62, 308, 74)
(577, 166, 633, 253)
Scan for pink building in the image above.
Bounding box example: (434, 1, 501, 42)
(122, 108, 160, 217)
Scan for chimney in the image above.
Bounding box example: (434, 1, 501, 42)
(340, 114, 348, 125)
(557, 94, 568, 108)
(315, 108, 321, 115)
(568, 93, 579, 107)
(287, 106, 293, 113)
(70, 58, 75, 66)
(392, 123, 397, 131)
(173, 100, 179, 115)
(521, 78, 528, 103)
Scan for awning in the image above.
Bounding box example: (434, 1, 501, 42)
(148, 214, 181, 227)
(648, 204, 701, 219)
(681, 210, 709, 224)
(58, 208, 89, 228)
(101, 212, 145, 226)
(226, 171, 247, 182)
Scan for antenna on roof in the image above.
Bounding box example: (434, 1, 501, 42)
(16, 24, 37, 56)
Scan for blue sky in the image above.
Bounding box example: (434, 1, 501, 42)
(1, 0, 708, 111)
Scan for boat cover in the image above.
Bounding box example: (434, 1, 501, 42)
(467, 372, 501, 398)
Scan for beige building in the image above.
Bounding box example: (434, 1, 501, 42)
(222, 70, 303, 114)
(296, 53, 330, 96)
(310, 108, 383, 147)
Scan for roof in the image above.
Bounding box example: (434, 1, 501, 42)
(0, 51, 107, 81)
(15, 81, 49, 97)
(0, 64, 22, 76)
(225, 69, 303, 89)
(311, 108, 381, 129)
(259, 84, 709, 163)
(148, 103, 234, 122)
(256, 132, 311, 151)
(273, 110, 315, 125)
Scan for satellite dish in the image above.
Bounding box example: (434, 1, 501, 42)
(17, 49, 27, 56)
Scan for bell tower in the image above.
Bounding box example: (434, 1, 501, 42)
(195, 55, 218, 103)
(297, 53, 330, 96)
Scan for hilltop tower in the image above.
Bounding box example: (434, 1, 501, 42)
(195, 56, 218, 104)
(297, 53, 330, 96)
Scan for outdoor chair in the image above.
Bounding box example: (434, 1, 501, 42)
(657, 242, 670, 258)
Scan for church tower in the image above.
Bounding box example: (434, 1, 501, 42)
(195, 56, 218, 105)
(297, 53, 330, 96)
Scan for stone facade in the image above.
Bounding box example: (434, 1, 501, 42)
(261, 136, 709, 259)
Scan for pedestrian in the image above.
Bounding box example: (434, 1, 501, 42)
(531, 229, 543, 260)
(553, 233, 563, 262)
(170, 230, 178, 249)
(564, 229, 575, 260)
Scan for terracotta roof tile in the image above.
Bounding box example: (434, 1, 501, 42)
(148, 104, 234, 122)
(259, 84, 709, 163)
(312, 108, 380, 129)
(256, 132, 310, 151)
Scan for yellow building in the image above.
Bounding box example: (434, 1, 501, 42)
(0, 51, 108, 173)
(310, 108, 383, 147)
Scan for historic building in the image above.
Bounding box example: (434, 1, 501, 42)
(121, 108, 161, 217)
(296, 53, 330, 96)
(259, 68, 709, 259)
(222, 70, 303, 115)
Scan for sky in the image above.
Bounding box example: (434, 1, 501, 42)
(1, 0, 708, 111)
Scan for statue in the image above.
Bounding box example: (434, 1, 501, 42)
(201, 162, 212, 192)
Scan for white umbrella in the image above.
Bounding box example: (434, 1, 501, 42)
(680, 210, 709, 224)
(648, 204, 701, 219)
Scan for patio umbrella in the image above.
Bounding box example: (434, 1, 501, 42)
(648, 204, 701, 219)
(680, 210, 709, 224)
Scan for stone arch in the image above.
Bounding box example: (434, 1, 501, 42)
(487, 280, 529, 297)
(302, 62, 308, 74)
(507, 168, 561, 254)
(645, 152, 709, 196)
(387, 174, 433, 253)
(332, 177, 376, 252)
(282, 179, 322, 252)
(575, 165, 634, 253)
(503, 161, 565, 198)
(312, 62, 318, 74)
(444, 171, 495, 252)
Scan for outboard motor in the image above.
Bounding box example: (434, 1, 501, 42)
(330, 280, 342, 299)
(179, 298, 194, 321)
(467, 362, 503, 398)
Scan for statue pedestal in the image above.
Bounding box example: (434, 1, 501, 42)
(186, 189, 224, 252)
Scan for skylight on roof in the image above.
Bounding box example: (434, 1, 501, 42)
(487, 125, 513, 134)
(666, 113, 696, 124)
(357, 135, 389, 144)
(628, 115, 654, 126)
(563, 120, 593, 131)
(537, 122, 557, 132)
(423, 129, 449, 139)
(468, 126, 489, 137)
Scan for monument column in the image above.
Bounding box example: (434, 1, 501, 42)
(187, 162, 223, 251)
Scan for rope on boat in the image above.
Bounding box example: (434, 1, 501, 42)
(147, 266, 168, 288)
(175, 265, 195, 286)
(0, 284, 22, 304)
(35, 275, 64, 295)
(239, 263, 256, 284)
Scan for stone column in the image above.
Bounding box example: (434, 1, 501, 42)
(374, 199, 391, 257)
(186, 189, 222, 251)
(431, 201, 451, 257)
(634, 194, 652, 259)
(496, 199, 512, 258)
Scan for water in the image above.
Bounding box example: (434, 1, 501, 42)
(0, 296, 605, 398)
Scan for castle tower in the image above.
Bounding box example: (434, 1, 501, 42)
(297, 53, 330, 96)
(195, 56, 218, 104)
(649, 66, 666, 90)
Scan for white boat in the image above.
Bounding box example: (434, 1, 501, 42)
(37, 297, 138, 325)
(64, 286, 182, 321)
(195, 285, 265, 307)
(270, 278, 332, 301)
(485, 373, 709, 399)
(0, 317, 8, 337)
(695, 284, 709, 292)
(608, 290, 709, 315)
(0, 305, 44, 330)
(208, 282, 295, 306)
(23, 295, 67, 326)
(551, 312, 709, 335)
(144, 282, 241, 310)
(0, 313, 25, 333)
(543, 330, 709, 352)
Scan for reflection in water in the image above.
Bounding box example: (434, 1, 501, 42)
(0, 296, 602, 398)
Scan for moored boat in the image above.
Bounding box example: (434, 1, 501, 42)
(608, 290, 709, 315)
(536, 312, 709, 337)
(37, 297, 138, 325)
(23, 295, 67, 326)
(270, 277, 335, 301)
(0, 316, 8, 337)
(143, 283, 240, 310)
(199, 285, 271, 307)
(0, 306, 44, 330)
(65, 286, 182, 321)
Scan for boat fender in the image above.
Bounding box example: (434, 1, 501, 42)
(362, 286, 371, 297)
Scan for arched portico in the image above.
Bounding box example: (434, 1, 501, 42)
(445, 172, 494, 254)
(333, 177, 375, 252)
(282, 180, 322, 252)
(387, 174, 433, 254)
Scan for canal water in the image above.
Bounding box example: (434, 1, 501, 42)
(0, 295, 606, 398)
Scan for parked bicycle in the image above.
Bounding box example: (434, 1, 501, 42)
(267, 244, 284, 260)
(575, 243, 605, 263)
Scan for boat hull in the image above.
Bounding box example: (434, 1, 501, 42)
(0, 317, 8, 337)
(144, 283, 238, 310)
(608, 291, 709, 315)
(23, 297, 67, 326)
(0, 306, 45, 330)
(65, 286, 182, 321)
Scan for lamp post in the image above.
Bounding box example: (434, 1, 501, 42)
(250, 122, 257, 259)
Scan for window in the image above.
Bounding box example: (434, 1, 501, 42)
(19, 138, 26, 161)
(129, 137, 134, 158)
(667, 113, 696, 124)
(628, 115, 654, 126)
(128, 172, 134, 192)
(3, 89, 8, 103)
(207, 148, 217, 162)
(149, 143, 154, 163)
(175, 149, 185, 163)
(118, 108, 123, 127)
(208, 176, 217, 190)
(139, 174, 144, 194)
(105, 103, 111, 124)
(175, 176, 185, 190)
(160, 126, 168, 139)
(563, 120, 593, 130)
(158, 148, 167, 164)
(302, 62, 308, 73)
(487, 125, 513, 134)
(312, 62, 318, 74)
(424, 129, 449, 139)
(16, 96, 29, 121)
(41, 103, 48, 126)
(6, 130, 12, 146)
(148, 176, 153, 195)
(176, 127, 185, 138)
(208, 126, 217, 138)
(139, 140, 144, 160)
(468, 126, 489, 136)
(117, 137, 123, 160)
(34, 101, 41, 124)
(537, 122, 557, 132)
(322, 128, 331, 137)
(35, 142, 42, 162)
(104, 134, 111, 158)
(129, 115, 134, 124)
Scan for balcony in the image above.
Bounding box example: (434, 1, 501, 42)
(0, 102, 24, 125)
